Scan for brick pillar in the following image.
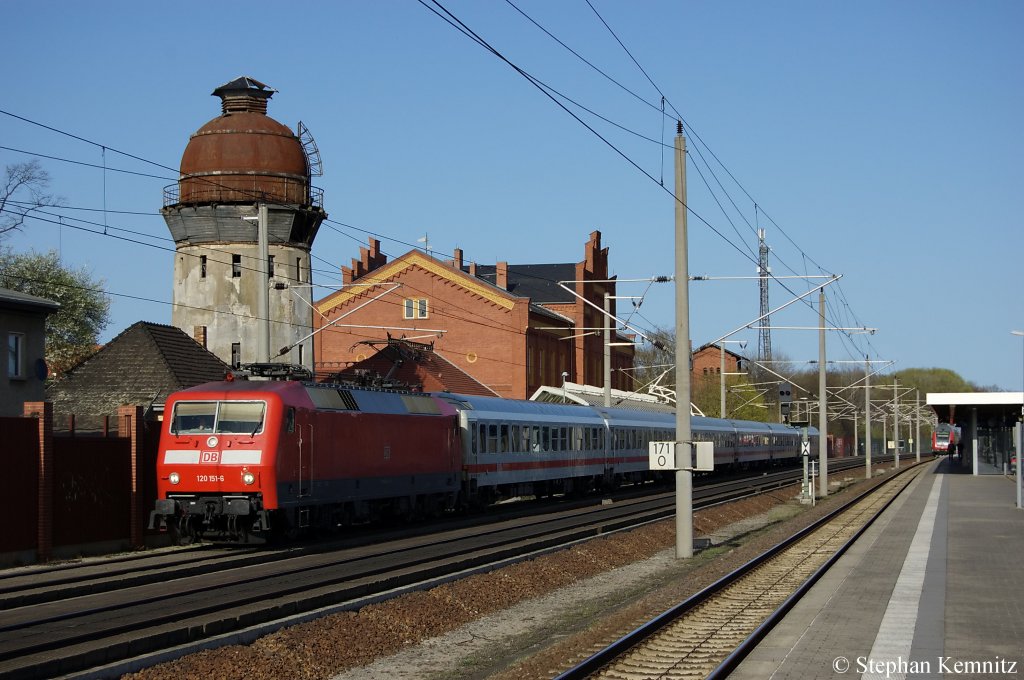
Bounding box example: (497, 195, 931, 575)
(24, 402, 53, 562)
(119, 405, 145, 548)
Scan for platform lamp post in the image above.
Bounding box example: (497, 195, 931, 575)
(720, 340, 748, 418)
(1012, 330, 1023, 510)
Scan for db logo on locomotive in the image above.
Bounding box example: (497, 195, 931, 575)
(200, 451, 221, 464)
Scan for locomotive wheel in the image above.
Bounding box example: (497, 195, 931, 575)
(170, 516, 194, 546)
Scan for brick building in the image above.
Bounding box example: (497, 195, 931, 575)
(691, 342, 748, 392)
(313, 231, 634, 399)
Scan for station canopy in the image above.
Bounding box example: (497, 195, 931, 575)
(926, 392, 1023, 428)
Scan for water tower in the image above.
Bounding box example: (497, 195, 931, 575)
(162, 77, 326, 370)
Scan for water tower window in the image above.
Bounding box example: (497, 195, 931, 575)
(268, 255, 275, 278)
(232, 254, 242, 278)
(231, 342, 241, 368)
(296, 257, 302, 282)
(200, 255, 207, 278)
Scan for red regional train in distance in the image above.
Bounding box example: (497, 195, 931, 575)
(151, 376, 820, 542)
(931, 422, 959, 454)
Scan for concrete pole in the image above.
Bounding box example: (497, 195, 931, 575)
(674, 123, 694, 559)
(915, 390, 921, 462)
(853, 411, 859, 458)
(257, 203, 270, 364)
(894, 378, 900, 469)
(604, 292, 611, 408)
(1015, 422, 1021, 509)
(971, 407, 979, 475)
(865, 355, 872, 479)
(818, 290, 828, 498)
(720, 344, 726, 418)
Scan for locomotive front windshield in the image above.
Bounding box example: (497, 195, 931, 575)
(170, 400, 266, 435)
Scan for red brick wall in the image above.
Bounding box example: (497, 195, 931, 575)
(317, 262, 533, 398)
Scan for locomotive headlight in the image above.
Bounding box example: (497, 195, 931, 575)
(242, 471, 256, 485)
(169, 472, 180, 485)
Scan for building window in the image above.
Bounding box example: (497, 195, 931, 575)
(296, 257, 303, 283)
(268, 254, 275, 278)
(231, 342, 241, 368)
(403, 298, 429, 319)
(298, 344, 304, 365)
(200, 255, 207, 278)
(8, 333, 24, 378)
(232, 254, 242, 278)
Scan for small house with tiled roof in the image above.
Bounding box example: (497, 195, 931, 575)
(313, 231, 634, 399)
(46, 321, 231, 432)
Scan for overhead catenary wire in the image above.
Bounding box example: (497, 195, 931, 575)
(2, 5, 883, 371)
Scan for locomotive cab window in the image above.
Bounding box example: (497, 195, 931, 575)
(217, 402, 266, 434)
(170, 400, 266, 435)
(171, 402, 216, 434)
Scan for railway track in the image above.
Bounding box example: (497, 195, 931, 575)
(0, 457, 889, 679)
(555, 458, 926, 680)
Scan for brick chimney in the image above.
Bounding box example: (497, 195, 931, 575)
(496, 261, 508, 290)
(452, 247, 464, 270)
(342, 237, 387, 284)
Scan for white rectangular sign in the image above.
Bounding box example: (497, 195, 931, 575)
(649, 441, 676, 470)
(649, 441, 715, 471)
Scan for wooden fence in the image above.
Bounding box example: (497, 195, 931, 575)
(0, 403, 159, 564)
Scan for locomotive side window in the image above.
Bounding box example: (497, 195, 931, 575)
(285, 407, 295, 433)
(171, 402, 216, 434)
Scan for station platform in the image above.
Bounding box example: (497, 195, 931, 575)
(731, 457, 1024, 679)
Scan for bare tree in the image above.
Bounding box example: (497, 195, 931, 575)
(1, 160, 59, 241)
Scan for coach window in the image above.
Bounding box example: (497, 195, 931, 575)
(541, 426, 551, 452)
(487, 424, 499, 453)
(500, 424, 510, 453)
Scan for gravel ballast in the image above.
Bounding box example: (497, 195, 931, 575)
(124, 466, 900, 680)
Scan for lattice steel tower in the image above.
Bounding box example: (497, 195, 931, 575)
(757, 228, 772, 363)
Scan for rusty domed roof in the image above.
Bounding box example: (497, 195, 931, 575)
(176, 77, 310, 205)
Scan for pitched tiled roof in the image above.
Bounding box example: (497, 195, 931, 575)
(0, 287, 60, 313)
(321, 340, 498, 397)
(470, 263, 576, 303)
(46, 321, 231, 430)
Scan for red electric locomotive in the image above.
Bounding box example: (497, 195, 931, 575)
(151, 377, 461, 541)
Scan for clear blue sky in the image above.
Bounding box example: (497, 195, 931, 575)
(2, 1, 1021, 390)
